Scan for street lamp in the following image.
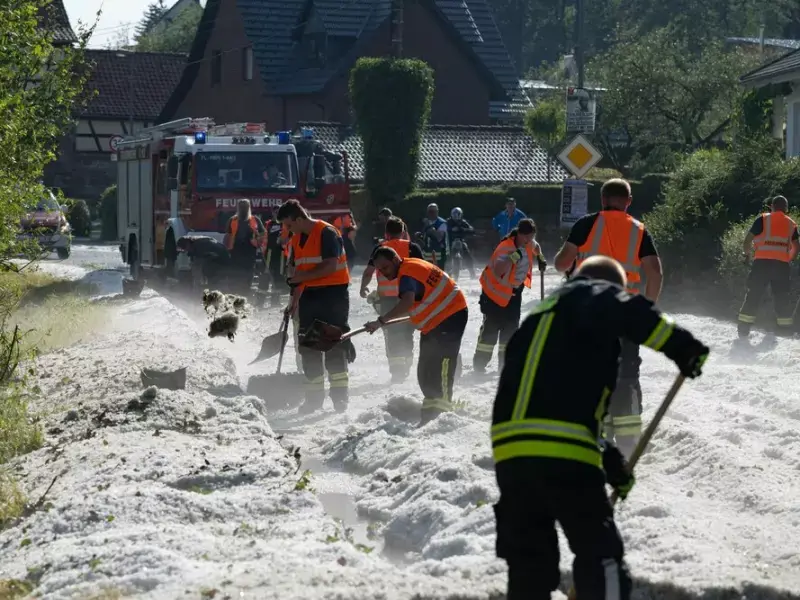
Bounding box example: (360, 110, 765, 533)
(115, 50, 135, 135)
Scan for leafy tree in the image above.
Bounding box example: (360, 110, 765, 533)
(350, 58, 434, 205)
(1, 0, 91, 264)
(524, 95, 566, 182)
(136, 1, 202, 53)
(590, 28, 761, 153)
(134, 0, 167, 43)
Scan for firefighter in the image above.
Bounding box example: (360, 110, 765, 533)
(332, 211, 358, 270)
(492, 255, 709, 600)
(553, 178, 663, 460)
(258, 211, 290, 305)
(364, 250, 468, 425)
(738, 195, 800, 339)
(279, 199, 352, 414)
(223, 199, 266, 297)
(474, 218, 546, 374)
(446, 207, 476, 278)
(417, 203, 448, 269)
(359, 217, 424, 382)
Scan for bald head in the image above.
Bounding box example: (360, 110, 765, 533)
(772, 195, 789, 212)
(575, 256, 627, 288)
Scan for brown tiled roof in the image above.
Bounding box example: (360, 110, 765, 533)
(82, 50, 187, 120)
(297, 121, 566, 185)
(39, 0, 77, 45)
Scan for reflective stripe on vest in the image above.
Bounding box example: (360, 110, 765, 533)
(575, 212, 645, 294)
(398, 258, 467, 334)
(227, 216, 260, 250)
(754, 212, 795, 262)
(376, 238, 411, 297)
(479, 238, 535, 307)
(290, 219, 350, 287)
(491, 418, 602, 468)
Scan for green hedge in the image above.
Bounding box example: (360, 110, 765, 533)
(350, 58, 435, 205)
(388, 176, 665, 227)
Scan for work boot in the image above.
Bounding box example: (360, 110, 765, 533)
(332, 398, 348, 413)
(419, 408, 443, 426)
(737, 322, 751, 339)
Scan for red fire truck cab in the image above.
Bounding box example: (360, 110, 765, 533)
(116, 117, 351, 279)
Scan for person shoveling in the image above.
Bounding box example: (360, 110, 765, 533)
(247, 313, 305, 410)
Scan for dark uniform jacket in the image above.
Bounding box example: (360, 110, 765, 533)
(492, 276, 704, 483)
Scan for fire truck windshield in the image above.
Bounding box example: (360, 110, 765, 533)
(194, 151, 298, 192)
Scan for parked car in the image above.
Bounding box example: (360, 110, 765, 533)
(19, 190, 72, 259)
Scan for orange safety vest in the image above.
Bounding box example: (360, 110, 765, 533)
(397, 258, 467, 334)
(333, 214, 355, 233)
(576, 211, 645, 294)
(753, 212, 796, 262)
(281, 223, 291, 258)
(290, 220, 350, 288)
(227, 215, 263, 251)
(479, 237, 536, 307)
(376, 238, 411, 297)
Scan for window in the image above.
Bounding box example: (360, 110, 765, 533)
(194, 151, 299, 192)
(242, 46, 253, 81)
(211, 50, 222, 85)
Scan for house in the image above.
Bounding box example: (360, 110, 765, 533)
(45, 50, 187, 199)
(297, 121, 566, 185)
(739, 49, 800, 158)
(38, 0, 78, 47)
(152, 0, 203, 32)
(160, 0, 530, 128)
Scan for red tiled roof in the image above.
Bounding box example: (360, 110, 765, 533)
(81, 50, 187, 120)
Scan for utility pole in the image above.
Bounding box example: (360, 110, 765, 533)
(128, 52, 134, 135)
(575, 0, 584, 88)
(390, 0, 403, 57)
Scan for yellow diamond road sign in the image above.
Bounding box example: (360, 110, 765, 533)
(557, 134, 603, 178)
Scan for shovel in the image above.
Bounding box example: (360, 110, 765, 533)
(246, 312, 305, 410)
(539, 269, 545, 300)
(250, 312, 290, 364)
(566, 373, 686, 600)
(299, 316, 411, 352)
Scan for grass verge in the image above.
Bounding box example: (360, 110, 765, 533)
(1, 267, 109, 530)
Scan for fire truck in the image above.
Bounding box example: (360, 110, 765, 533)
(115, 117, 352, 279)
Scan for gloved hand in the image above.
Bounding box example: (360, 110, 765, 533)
(537, 256, 547, 273)
(601, 440, 635, 501)
(673, 340, 710, 379)
(286, 276, 300, 289)
(508, 250, 522, 264)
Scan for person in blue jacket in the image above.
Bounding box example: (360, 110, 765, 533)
(492, 198, 527, 237)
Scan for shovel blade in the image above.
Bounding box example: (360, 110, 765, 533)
(298, 319, 344, 352)
(250, 331, 289, 364)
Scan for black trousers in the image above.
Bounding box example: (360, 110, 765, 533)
(605, 340, 642, 459)
(738, 259, 793, 336)
(259, 247, 288, 294)
(230, 245, 258, 296)
(495, 461, 632, 600)
(418, 308, 467, 423)
(473, 290, 522, 372)
(378, 296, 415, 381)
(199, 254, 230, 289)
(298, 284, 350, 409)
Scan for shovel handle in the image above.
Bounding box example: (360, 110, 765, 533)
(341, 316, 411, 341)
(275, 312, 290, 375)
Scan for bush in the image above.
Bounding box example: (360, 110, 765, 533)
(350, 58, 435, 204)
(67, 199, 91, 237)
(100, 185, 118, 241)
(645, 137, 800, 279)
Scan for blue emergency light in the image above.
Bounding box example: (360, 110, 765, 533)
(277, 131, 290, 145)
(194, 131, 207, 144)
(301, 127, 314, 140)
